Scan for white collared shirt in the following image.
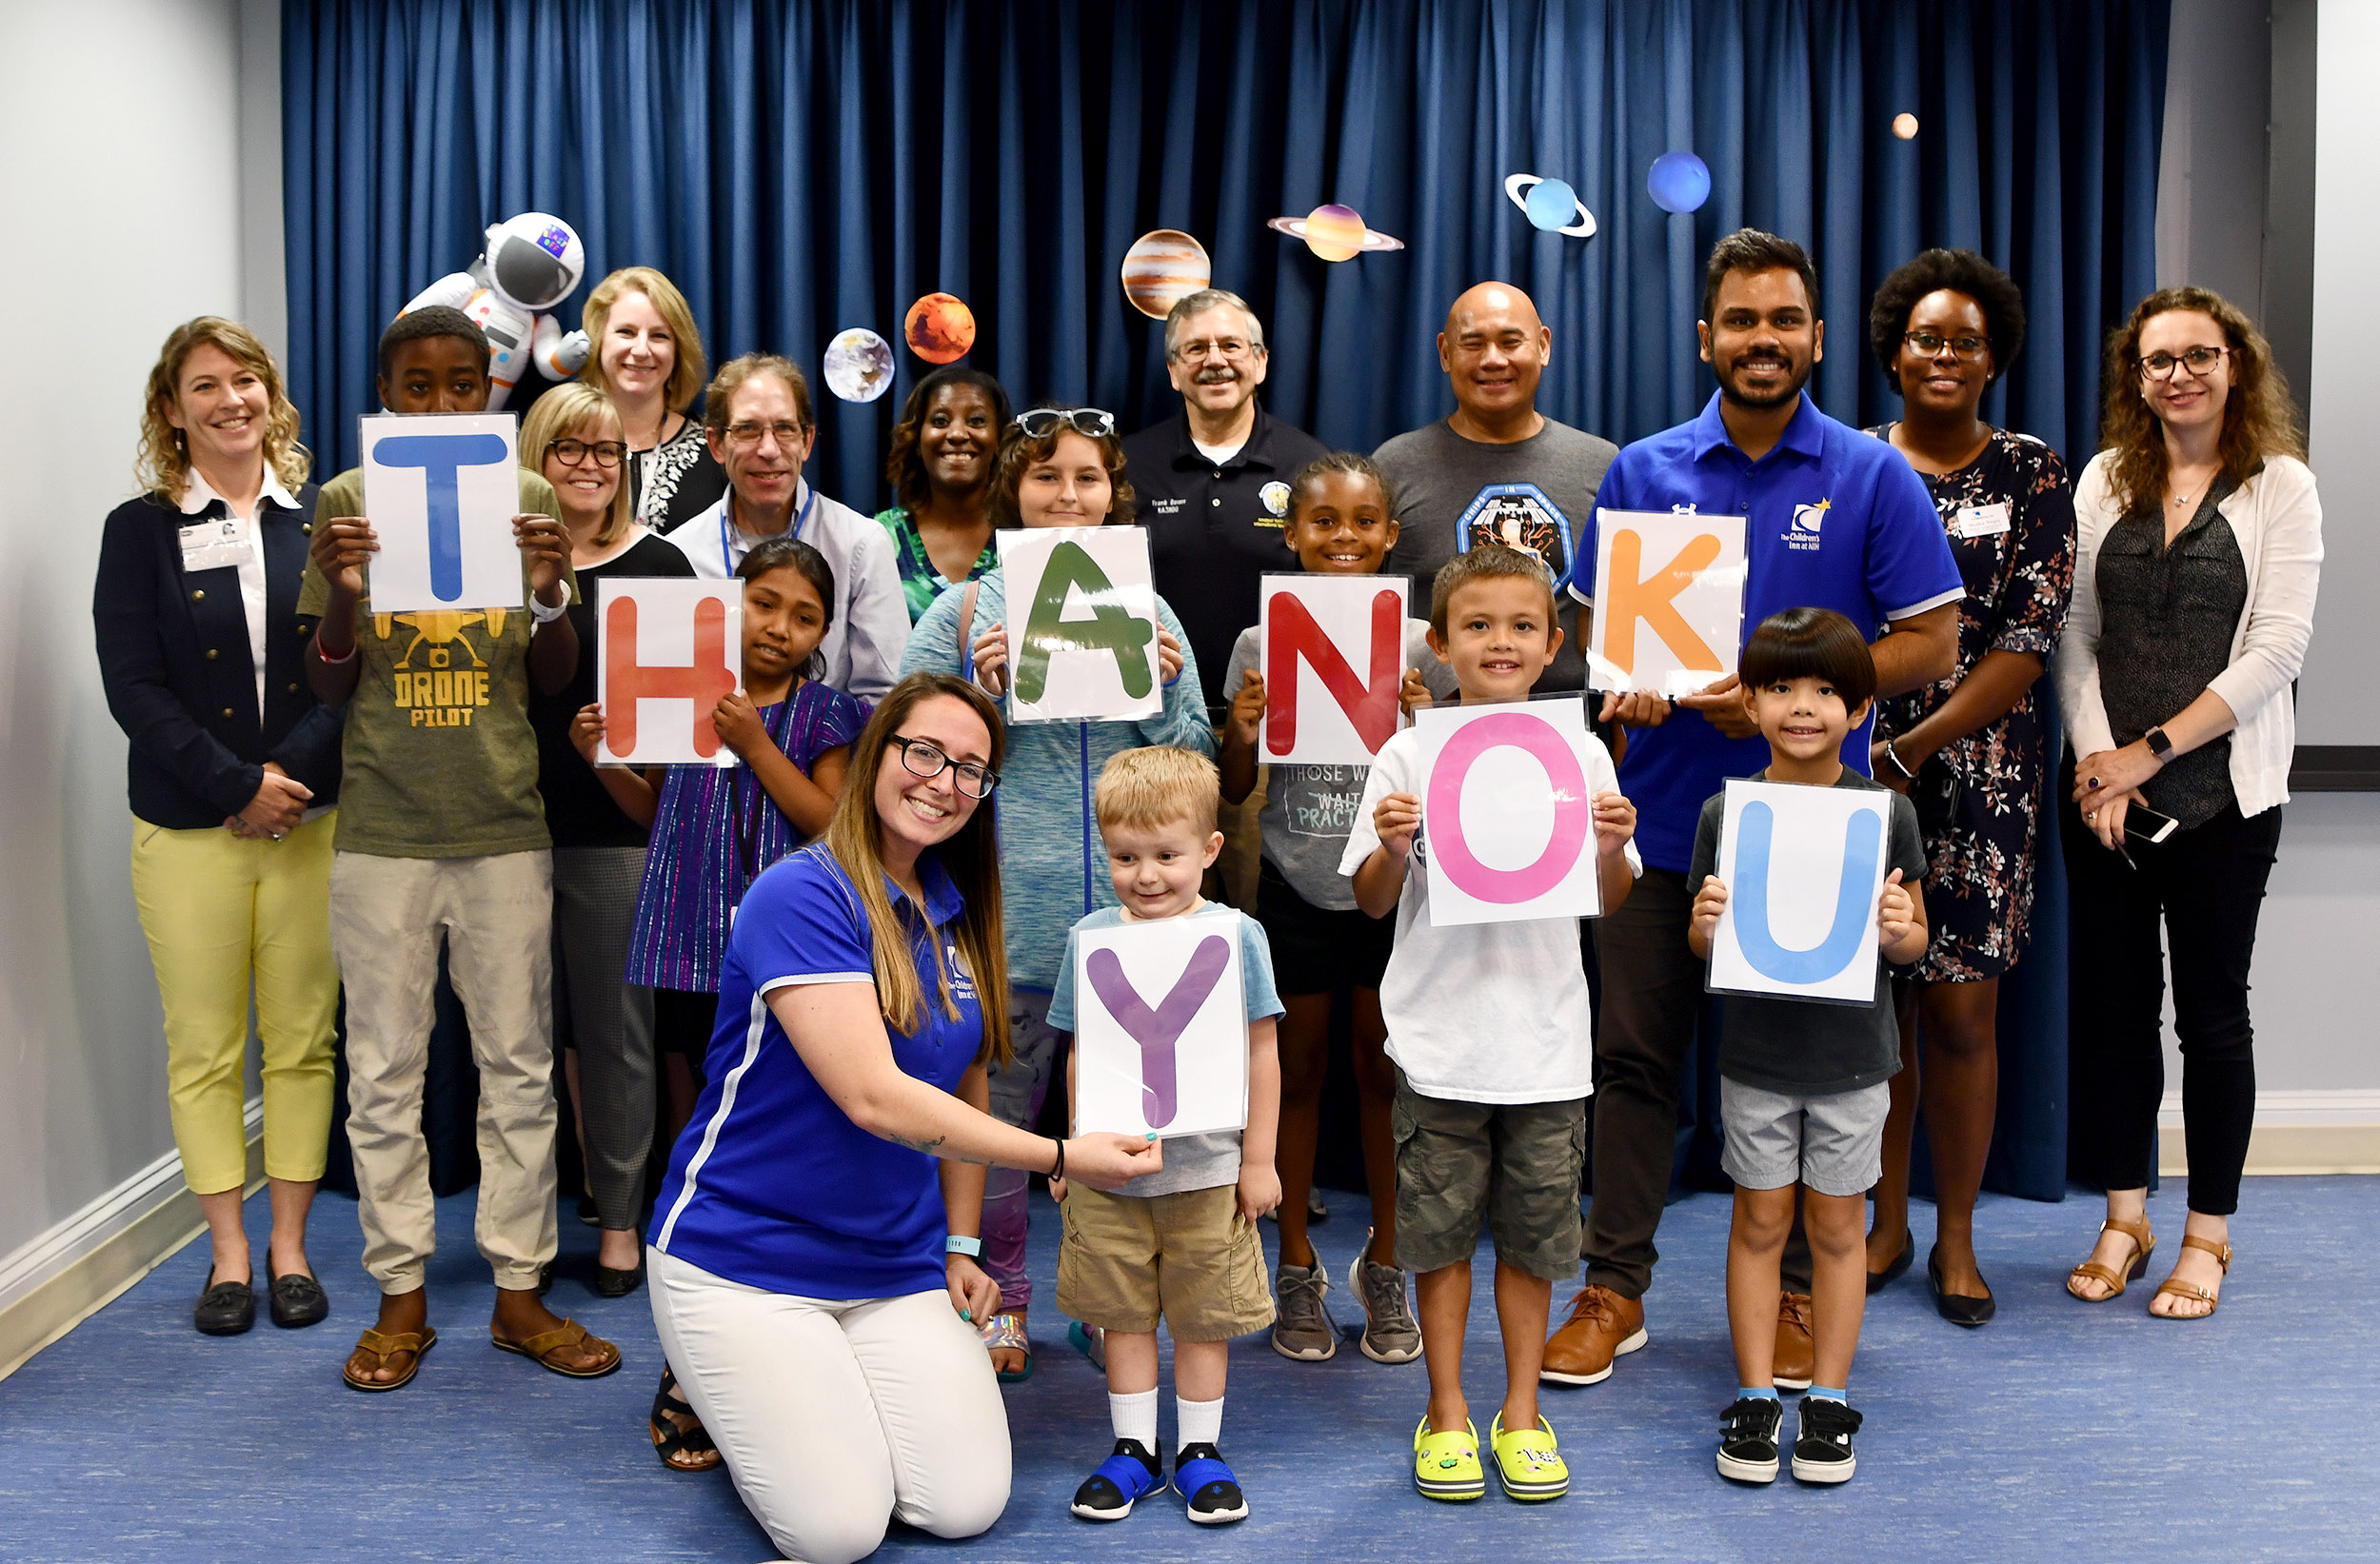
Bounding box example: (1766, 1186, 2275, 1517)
(180, 467, 298, 721)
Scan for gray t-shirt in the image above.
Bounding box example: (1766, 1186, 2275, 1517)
(1688, 769, 1929, 1097)
(1373, 415, 1618, 693)
(1223, 619, 1459, 909)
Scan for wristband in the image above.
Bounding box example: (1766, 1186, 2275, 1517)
(944, 1234, 982, 1258)
(1882, 740, 1914, 781)
(1050, 1137, 1066, 1181)
(316, 637, 356, 665)
(530, 590, 570, 624)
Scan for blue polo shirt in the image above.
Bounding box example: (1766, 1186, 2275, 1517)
(649, 843, 984, 1299)
(1579, 392, 1961, 873)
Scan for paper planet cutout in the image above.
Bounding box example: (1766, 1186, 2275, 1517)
(1893, 112, 1919, 140)
(1120, 229, 1212, 320)
(902, 293, 976, 365)
(1503, 173, 1597, 238)
(823, 328, 895, 404)
(1646, 151, 1712, 215)
(1266, 203, 1405, 263)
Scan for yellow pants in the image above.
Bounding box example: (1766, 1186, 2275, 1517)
(129, 812, 340, 1194)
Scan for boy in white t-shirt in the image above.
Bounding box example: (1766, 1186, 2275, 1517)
(1340, 544, 1640, 1504)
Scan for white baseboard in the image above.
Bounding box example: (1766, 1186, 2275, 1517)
(2159, 1089, 2380, 1176)
(0, 1100, 263, 1382)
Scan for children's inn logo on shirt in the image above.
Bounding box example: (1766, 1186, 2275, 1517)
(1787, 498, 1830, 552)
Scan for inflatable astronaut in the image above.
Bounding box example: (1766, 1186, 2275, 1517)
(401, 212, 592, 408)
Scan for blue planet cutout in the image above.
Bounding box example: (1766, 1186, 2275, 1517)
(1525, 178, 1578, 231)
(1647, 151, 1712, 214)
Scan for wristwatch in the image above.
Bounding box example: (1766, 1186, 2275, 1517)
(2144, 725, 2174, 762)
(1882, 739, 1915, 781)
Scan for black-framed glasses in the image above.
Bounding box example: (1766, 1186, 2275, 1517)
(1902, 330, 1989, 362)
(890, 734, 999, 799)
(549, 437, 625, 469)
(1016, 407, 1117, 441)
(2137, 345, 2229, 382)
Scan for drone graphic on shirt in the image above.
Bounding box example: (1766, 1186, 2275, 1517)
(371, 609, 502, 726)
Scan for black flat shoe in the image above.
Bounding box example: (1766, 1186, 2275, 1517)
(1866, 1229, 1914, 1295)
(269, 1273, 329, 1329)
(195, 1269, 255, 1336)
(1927, 1244, 1995, 1327)
(591, 1259, 645, 1298)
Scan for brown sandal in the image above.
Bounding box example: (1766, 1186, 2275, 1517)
(343, 1324, 437, 1391)
(2066, 1216, 2155, 1301)
(2150, 1234, 2232, 1319)
(491, 1317, 622, 1378)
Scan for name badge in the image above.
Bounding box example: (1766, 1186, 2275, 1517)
(1949, 503, 2011, 540)
(179, 516, 254, 574)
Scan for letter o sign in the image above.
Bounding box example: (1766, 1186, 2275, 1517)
(1424, 711, 1592, 902)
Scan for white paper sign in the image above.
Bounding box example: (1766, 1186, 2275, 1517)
(1416, 698, 1605, 926)
(594, 578, 744, 767)
(1585, 509, 1749, 698)
(1706, 779, 1891, 1004)
(996, 525, 1162, 723)
(1071, 909, 1249, 1140)
(1259, 574, 1411, 766)
(361, 412, 526, 613)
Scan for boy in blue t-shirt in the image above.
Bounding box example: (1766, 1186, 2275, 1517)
(1049, 746, 1284, 1527)
(1688, 609, 1930, 1487)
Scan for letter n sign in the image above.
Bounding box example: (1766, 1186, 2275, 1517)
(1260, 575, 1410, 766)
(594, 579, 743, 766)
(359, 412, 527, 613)
(1584, 509, 1748, 698)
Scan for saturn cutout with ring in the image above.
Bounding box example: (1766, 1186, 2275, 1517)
(1504, 174, 1597, 237)
(1267, 203, 1405, 262)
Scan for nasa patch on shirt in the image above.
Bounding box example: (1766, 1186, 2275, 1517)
(1454, 482, 1574, 590)
(1259, 481, 1291, 518)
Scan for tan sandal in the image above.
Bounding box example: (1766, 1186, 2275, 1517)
(344, 1324, 437, 1391)
(491, 1317, 622, 1378)
(2150, 1234, 2232, 1319)
(2066, 1216, 2154, 1301)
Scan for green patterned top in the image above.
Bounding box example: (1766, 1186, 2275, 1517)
(871, 505, 998, 624)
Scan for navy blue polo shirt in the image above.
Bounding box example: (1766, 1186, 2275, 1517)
(1578, 392, 1962, 873)
(649, 843, 983, 1299)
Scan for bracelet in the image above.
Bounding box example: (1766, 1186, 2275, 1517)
(1049, 1137, 1066, 1181)
(316, 637, 356, 665)
(529, 590, 570, 624)
(944, 1234, 982, 1258)
(1882, 740, 1914, 781)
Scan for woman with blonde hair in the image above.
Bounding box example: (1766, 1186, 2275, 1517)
(2058, 287, 2322, 1319)
(94, 316, 343, 1336)
(581, 266, 724, 533)
(521, 381, 694, 1292)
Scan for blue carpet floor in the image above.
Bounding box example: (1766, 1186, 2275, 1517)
(3, 1177, 2376, 1562)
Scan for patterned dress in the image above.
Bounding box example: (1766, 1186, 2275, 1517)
(1865, 425, 2076, 982)
(872, 505, 998, 624)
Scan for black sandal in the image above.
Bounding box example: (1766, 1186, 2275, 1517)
(650, 1366, 722, 1473)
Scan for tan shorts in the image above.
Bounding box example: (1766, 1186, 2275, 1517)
(1056, 1183, 1276, 1341)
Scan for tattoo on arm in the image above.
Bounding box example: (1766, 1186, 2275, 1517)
(890, 1132, 995, 1165)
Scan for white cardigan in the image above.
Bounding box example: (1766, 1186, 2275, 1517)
(2056, 450, 2323, 819)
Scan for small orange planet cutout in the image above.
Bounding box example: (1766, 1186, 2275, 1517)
(1893, 113, 1919, 140)
(904, 292, 977, 364)
(1121, 229, 1212, 320)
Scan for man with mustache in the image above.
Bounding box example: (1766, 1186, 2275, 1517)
(1374, 282, 1618, 695)
(1540, 229, 1962, 1396)
(1124, 289, 1330, 724)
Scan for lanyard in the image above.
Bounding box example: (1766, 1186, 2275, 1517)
(721, 485, 818, 573)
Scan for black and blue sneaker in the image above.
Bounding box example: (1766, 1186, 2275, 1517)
(1175, 1443, 1249, 1525)
(1071, 1438, 1165, 1521)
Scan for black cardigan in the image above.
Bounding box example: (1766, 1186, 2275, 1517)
(93, 485, 345, 828)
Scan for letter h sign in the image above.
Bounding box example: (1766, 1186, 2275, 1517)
(1259, 575, 1412, 766)
(594, 579, 743, 766)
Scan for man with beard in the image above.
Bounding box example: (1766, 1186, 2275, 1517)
(1540, 229, 1961, 1393)
(1124, 289, 1330, 723)
(1374, 282, 1618, 693)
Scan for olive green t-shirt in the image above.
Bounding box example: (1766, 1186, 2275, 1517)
(298, 465, 576, 859)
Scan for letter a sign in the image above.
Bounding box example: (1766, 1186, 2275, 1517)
(594, 579, 744, 767)
(997, 525, 1162, 723)
(1072, 909, 1249, 1138)
(1706, 779, 1890, 1003)
(1585, 509, 1748, 697)
(1260, 574, 1410, 766)
(361, 412, 526, 612)
(1416, 698, 1609, 926)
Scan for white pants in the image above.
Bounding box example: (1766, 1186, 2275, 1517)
(648, 1246, 1012, 1564)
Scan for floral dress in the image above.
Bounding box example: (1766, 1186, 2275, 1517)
(1865, 425, 2076, 982)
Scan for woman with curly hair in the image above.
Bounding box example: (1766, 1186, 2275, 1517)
(1857, 250, 2076, 1325)
(2057, 288, 2321, 1319)
(870, 366, 1013, 622)
(93, 317, 344, 1336)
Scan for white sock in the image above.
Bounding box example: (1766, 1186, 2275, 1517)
(1177, 1394, 1224, 1451)
(1110, 1388, 1159, 1452)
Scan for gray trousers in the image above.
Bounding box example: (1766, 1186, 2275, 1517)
(552, 845, 657, 1231)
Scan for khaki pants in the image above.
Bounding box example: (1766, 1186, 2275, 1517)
(330, 849, 559, 1293)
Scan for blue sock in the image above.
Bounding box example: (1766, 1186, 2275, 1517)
(1737, 1385, 1779, 1401)
(1807, 1385, 1849, 1406)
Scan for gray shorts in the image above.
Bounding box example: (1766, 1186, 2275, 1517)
(1390, 1070, 1585, 1280)
(1719, 1078, 1891, 1198)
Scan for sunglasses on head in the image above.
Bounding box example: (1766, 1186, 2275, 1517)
(1015, 407, 1117, 441)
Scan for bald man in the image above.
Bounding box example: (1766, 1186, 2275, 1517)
(1374, 283, 1618, 692)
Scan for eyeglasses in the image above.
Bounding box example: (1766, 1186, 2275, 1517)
(724, 420, 808, 449)
(890, 734, 999, 799)
(1902, 330, 1989, 362)
(2137, 346, 2229, 382)
(1015, 407, 1117, 441)
(1173, 337, 1257, 365)
(548, 437, 625, 469)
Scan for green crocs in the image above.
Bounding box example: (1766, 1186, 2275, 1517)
(1412, 1416, 1486, 1501)
(1489, 1412, 1570, 1500)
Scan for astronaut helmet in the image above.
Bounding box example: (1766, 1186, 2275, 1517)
(480, 213, 586, 313)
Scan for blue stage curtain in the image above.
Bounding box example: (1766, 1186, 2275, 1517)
(283, 0, 2165, 1203)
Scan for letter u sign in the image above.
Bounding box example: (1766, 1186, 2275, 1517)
(1707, 780, 1892, 1002)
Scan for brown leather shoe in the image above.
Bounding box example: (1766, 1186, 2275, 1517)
(1773, 1293, 1815, 1391)
(1539, 1283, 1648, 1385)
